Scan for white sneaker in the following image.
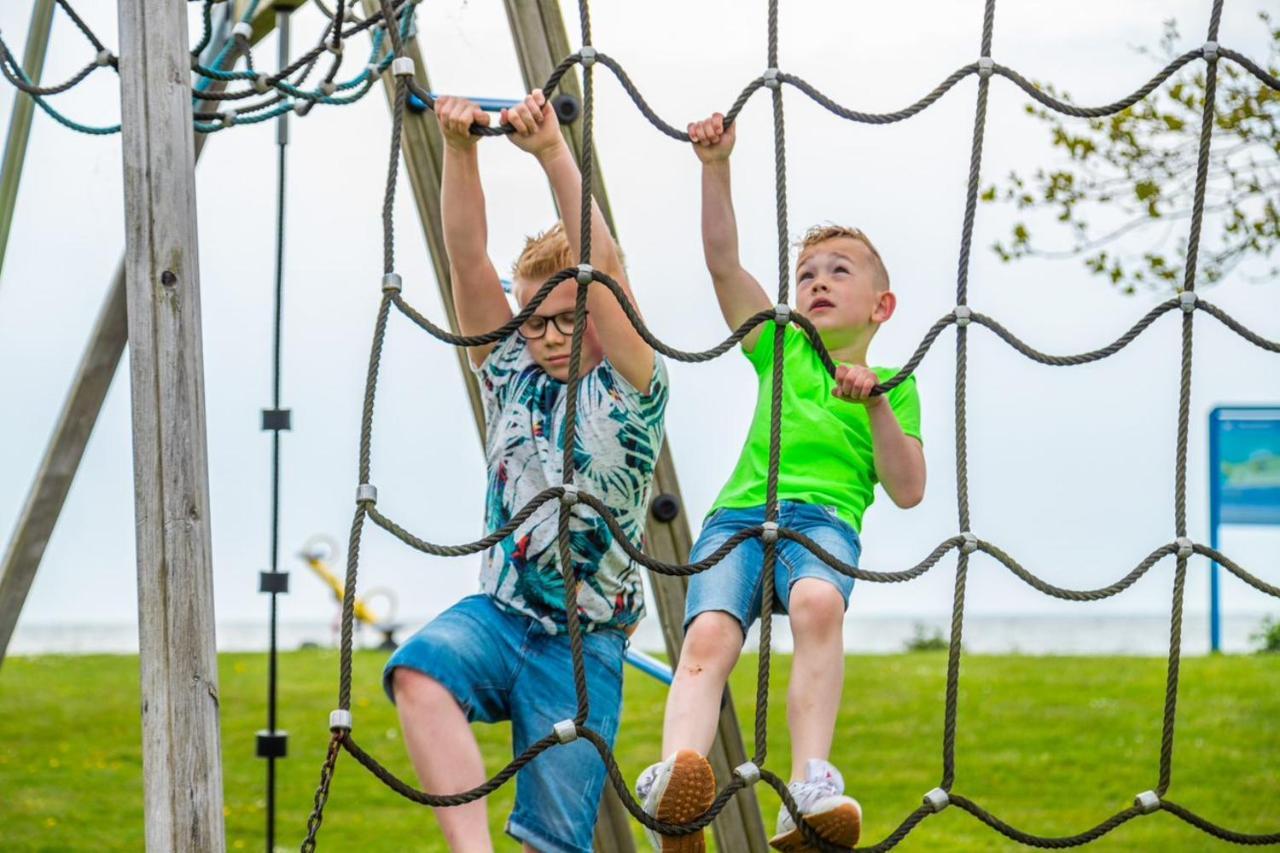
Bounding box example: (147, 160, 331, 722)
(635, 750, 716, 852)
(769, 759, 863, 852)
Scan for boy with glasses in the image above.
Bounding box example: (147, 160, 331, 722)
(382, 90, 668, 852)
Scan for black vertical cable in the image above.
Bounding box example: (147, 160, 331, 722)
(261, 9, 292, 853)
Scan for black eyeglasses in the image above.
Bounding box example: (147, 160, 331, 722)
(517, 310, 588, 340)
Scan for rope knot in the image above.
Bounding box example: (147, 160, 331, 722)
(733, 762, 760, 785)
(923, 787, 950, 812)
(553, 720, 578, 743)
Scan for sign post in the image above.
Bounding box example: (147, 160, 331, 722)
(1207, 406, 1280, 652)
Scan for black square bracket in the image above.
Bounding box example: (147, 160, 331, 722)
(256, 730, 288, 759)
(261, 408, 292, 431)
(259, 571, 290, 594)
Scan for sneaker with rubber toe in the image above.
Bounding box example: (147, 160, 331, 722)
(635, 750, 716, 852)
(768, 759, 863, 852)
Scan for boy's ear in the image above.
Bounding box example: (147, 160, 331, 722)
(872, 290, 897, 324)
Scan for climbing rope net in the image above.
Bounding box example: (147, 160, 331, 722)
(7, 0, 1279, 850)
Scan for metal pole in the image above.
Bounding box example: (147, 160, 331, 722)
(1208, 408, 1222, 653)
(116, 0, 224, 847)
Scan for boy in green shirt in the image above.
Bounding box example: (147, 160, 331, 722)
(636, 113, 926, 852)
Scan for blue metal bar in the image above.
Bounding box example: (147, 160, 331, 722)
(624, 648, 673, 685)
(1209, 407, 1222, 653)
(408, 92, 517, 113)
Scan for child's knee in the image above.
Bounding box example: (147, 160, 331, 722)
(682, 611, 744, 667)
(788, 579, 846, 633)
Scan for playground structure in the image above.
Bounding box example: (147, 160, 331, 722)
(0, 1, 1276, 851)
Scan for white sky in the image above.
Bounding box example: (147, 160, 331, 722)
(0, 1, 1276, 646)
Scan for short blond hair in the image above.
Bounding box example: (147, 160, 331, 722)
(512, 223, 575, 284)
(797, 224, 890, 290)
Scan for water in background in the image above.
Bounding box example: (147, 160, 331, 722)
(9, 612, 1272, 657)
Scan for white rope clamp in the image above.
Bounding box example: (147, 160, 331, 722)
(95, 49, 113, 68)
(578, 46, 597, 67)
(366, 63, 381, 79)
(1175, 537, 1194, 559)
(923, 787, 950, 812)
(1202, 41, 1219, 63)
(327, 40, 344, 56)
(961, 532, 979, 554)
(253, 74, 271, 94)
(392, 57, 415, 77)
(355, 483, 378, 504)
(762, 67, 781, 90)
(293, 100, 313, 116)
(733, 762, 761, 785)
(219, 109, 237, 127)
(382, 272, 403, 293)
(1134, 790, 1161, 814)
(1178, 291, 1197, 313)
(561, 484, 580, 506)
(953, 305, 972, 327)
(329, 709, 353, 732)
(977, 57, 995, 79)
(576, 263, 595, 286)
(553, 720, 578, 743)
(773, 303, 791, 326)
(232, 22, 253, 41)
(321, 81, 338, 97)
(761, 521, 779, 543)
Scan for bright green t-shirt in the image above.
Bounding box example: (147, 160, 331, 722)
(711, 322, 922, 532)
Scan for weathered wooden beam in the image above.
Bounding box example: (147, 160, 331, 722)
(0, 15, 268, 667)
(0, 0, 56, 284)
(501, 3, 768, 849)
(117, 0, 222, 846)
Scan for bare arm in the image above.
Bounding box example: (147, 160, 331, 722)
(437, 97, 512, 368)
(690, 114, 771, 350)
(834, 366, 927, 508)
(504, 91, 655, 392)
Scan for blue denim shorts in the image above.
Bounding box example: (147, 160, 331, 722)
(383, 594, 626, 853)
(684, 501, 862, 632)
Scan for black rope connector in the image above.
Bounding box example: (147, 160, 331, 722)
(1135, 790, 1161, 814)
(261, 408, 292, 431)
(650, 493, 681, 523)
(924, 787, 950, 813)
(256, 729, 289, 758)
(552, 93, 581, 125)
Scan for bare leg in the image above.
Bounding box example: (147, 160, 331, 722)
(786, 579, 847, 781)
(662, 611, 744, 757)
(393, 668, 493, 851)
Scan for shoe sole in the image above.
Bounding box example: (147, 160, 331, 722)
(768, 800, 863, 852)
(655, 750, 716, 853)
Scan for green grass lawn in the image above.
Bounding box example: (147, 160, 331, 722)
(0, 649, 1275, 851)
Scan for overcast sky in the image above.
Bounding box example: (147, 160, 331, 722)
(1, 1, 1276, 650)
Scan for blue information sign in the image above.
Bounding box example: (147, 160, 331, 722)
(1208, 406, 1280, 652)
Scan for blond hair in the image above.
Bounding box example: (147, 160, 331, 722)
(797, 224, 890, 290)
(512, 223, 576, 285)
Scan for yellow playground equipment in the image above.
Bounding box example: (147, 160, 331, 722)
(298, 535, 400, 650)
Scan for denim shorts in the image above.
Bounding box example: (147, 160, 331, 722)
(383, 594, 626, 853)
(684, 501, 862, 633)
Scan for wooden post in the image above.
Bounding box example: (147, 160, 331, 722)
(0, 8, 273, 667)
(501, 3, 769, 849)
(0, 0, 56, 282)
(116, 1, 223, 848)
